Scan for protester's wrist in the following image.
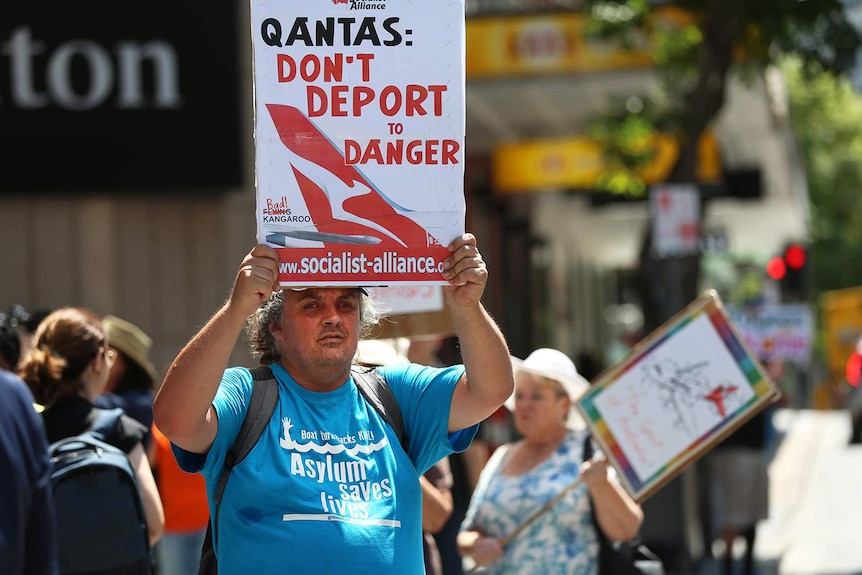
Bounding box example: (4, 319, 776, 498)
(220, 298, 258, 326)
(584, 470, 613, 490)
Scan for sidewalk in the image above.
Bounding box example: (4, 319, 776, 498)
(759, 409, 862, 575)
(699, 409, 862, 575)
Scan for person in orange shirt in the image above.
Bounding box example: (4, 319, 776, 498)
(150, 424, 209, 575)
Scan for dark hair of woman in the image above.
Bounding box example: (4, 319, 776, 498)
(18, 307, 105, 406)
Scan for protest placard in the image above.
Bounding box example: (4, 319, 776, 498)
(250, 1, 466, 287)
(725, 303, 813, 367)
(576, 290, 780, 502)
(367, 286, 454, 339)
(369, 286, 443, 316)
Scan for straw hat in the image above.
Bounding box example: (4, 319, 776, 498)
(505, 348, 590, 430)
(103, 315, 159, 385)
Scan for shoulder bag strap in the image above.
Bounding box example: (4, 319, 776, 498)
(351, 365, 409, 452)
(210, 366, 279, 554)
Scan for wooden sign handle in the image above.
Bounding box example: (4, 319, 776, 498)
(465, 476, 584, 573)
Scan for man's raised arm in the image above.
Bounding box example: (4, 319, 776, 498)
(442, 233, 513, 432)
(153, 245, 280, 453)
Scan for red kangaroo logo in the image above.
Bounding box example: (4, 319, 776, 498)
(265, 104, 431, 249)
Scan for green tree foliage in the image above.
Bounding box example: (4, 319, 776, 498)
(582, 0, 862, 329)
(585, 0, 861, 187)
(784, 58, 862, 293)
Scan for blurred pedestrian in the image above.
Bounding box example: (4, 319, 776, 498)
(423, 456, 455, 575)
(458, 348, 643, 574)
(707, 354, 774, 575)
(844, 338, 862, 444)
(0, 313, 22, 371)
(152, 236, 513, 574)
(18, 308, 164, 552)
(574, 349, 602, 382)
(409, 334, 491, 575)
(356, 338, 455, 575)
(0, 305, 54, 371)
(408, 334, 448, 368)
(95, 315, 160, 449)
(19, 307, 55, 366)
(149, 423, 209, 575)
(0, 368, 57, 575)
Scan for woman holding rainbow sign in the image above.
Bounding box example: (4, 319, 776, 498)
(457, 348, 644, 575)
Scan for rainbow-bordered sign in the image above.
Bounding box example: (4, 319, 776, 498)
(576, 290, 780, 502)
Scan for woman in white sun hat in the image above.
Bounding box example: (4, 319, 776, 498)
(457, 348, 643, 575)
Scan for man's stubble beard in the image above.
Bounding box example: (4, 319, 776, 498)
(299, 337, 357, 373)
(315, 345, 354, 368)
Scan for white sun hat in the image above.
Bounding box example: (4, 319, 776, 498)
(505, 348, 591, 430)
(354, 338, 409, 367)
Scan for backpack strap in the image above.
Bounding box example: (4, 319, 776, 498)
(207, 366, 279, 562)
(351, 365, 409, 453)
(222, 366, 280, 471)
(214, 365, 279, 504)
(88, 407, 125, 443)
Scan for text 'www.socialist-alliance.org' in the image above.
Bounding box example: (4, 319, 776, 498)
(280, 251, 445, 276)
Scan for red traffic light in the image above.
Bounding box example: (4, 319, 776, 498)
(784, 244, 806, 270)
(848, 351, 862, 388)
(766, 256, 786, 280)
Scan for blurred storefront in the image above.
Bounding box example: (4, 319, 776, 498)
(460, 2, 811, 570)
(0, 0, 254, 370)
(462, 5, 809, 359)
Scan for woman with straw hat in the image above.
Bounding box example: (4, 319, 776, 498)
(96, 315, 160, 447)
(457, 348, 643, 574)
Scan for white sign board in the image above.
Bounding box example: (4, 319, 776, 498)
(368, 286, 444, 316)
(650, 183, 700, 257)
(250, 1, 466, 286)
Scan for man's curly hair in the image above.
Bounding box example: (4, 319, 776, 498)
(245, 290, 383, 365)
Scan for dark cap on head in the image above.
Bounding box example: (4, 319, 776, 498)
(288, 287, 369, 295)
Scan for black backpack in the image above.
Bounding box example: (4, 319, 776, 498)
(198, 365, 409, 575)
(49, 408, 151, 575)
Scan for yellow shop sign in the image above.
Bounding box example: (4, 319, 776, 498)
(493, 132, 721, 193)
(466, 8, 693, 78)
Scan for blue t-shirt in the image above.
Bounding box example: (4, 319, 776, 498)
(174, 362, 476, 575)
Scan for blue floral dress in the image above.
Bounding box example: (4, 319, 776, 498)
(460, 429, 600, 575)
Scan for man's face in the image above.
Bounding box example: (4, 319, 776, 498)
(273, 288, 362, 376)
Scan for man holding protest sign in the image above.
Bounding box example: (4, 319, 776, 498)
(154, 1, 504, 571)
(153, 233, 513, 574)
